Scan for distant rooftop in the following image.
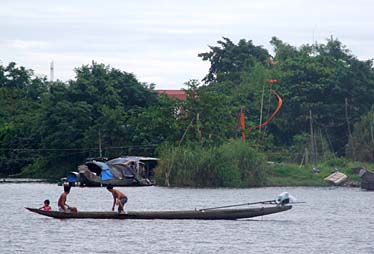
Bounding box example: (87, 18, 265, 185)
(156, 90, 187, 101)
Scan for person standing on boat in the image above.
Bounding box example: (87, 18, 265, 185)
(106, 184, 127, 214)
(58, 185, 77, 213)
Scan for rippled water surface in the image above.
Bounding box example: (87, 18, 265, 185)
(0, 183, 373, 253)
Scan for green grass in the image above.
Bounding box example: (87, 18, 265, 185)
(267, 159, 374, 187)
(267, 163, 328, 186)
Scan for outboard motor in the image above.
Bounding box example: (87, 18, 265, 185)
(276, 192, 291, 206)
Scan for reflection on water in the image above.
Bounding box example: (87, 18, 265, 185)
(0, 184, 373, 253)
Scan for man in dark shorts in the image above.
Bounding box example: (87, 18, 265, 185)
(58, 185, 77, 213)
(106, 184, 127, 214)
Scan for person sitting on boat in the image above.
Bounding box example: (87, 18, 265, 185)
(106, 184, 127, 214)
(58, 185, 77, 213)
(39, 199, 52, 211)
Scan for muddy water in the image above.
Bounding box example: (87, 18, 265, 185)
(0, 184, 372, 253)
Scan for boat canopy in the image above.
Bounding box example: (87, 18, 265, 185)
(108, 156, 159, 165)
(81, 157, 157, 181)
(91, 161, 112, 180)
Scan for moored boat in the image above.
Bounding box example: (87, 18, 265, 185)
(25, 205, 292, 220)
(359, 168, 374, 190)
(62, 156, 158, 187)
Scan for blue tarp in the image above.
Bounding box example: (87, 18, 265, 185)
(67, 174, 78, 183)
(94, 161, 113, 180)
(101, 169, 113, 181)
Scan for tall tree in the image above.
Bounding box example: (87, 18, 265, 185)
(179, 80, 238, 144)
(198, 37, 269, 83)
(271, 37, 374, 155)
(0, 62, 47, 176)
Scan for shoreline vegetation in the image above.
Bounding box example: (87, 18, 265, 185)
(1, 160, 371, 188)
(4, 141, 372, 189)
(155, 141, 372, 188)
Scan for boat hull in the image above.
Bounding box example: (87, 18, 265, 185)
(66, 175, 153, 187)
(359, 169, 374, 191)
(26, 206, 292, 220)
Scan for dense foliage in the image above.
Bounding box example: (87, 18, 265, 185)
(0, 37, 373, 184)
(156, 141, 268, 187)
(346, 108, 374, 162)
(0, 62, 172, 177)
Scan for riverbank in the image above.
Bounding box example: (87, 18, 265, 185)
(0, 178, 49, 183)
(267, 160, 374, 187)
(3, 160, 373, 188)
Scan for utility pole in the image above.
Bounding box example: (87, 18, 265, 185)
(309, 110, 316, 165)
(345, 98, 354, 159)
(196, 113, 201, 141)
(305, 147, 309, 165)
(98, 130, 102, 158)
(319, 129, 326, 161)
(345, 98, 352, 138)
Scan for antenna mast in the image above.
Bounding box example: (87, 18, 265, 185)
(50, 61, 54, 82)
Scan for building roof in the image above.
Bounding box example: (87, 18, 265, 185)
(156, 90, 187, 100)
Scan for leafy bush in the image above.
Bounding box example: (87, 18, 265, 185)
(155, 140, 268, 187)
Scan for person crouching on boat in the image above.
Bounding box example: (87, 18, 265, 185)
(58, 185, 77, 213)
(106, 184, 127, 214)
(39, 199, 52, 211)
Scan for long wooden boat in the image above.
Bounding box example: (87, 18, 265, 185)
(25, 205, 291, 220)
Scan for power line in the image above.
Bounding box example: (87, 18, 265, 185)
(0, 144, 158, 152)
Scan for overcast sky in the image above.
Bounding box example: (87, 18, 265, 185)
(0, 0, 372, 89)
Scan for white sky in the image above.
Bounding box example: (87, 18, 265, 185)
(0, 0, 373, 89)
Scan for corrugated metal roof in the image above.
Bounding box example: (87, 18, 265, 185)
(156, 90, 187, 100)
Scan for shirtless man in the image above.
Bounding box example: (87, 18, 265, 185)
(106, 184, 127, 214)
(58, 185, 77, 213)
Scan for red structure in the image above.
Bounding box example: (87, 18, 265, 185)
(239, 109, 246, 141)
(156, 90, 187, 101)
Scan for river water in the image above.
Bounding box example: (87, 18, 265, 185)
(0, 183, 372, 253)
